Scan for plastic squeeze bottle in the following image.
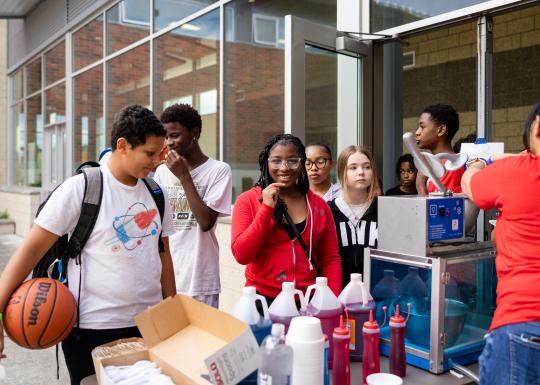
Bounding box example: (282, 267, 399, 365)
(389, 304, 410, 378)
(362, 310, 381, 385)
(258, 324, 293, 385)
(331, 315, 350, 385)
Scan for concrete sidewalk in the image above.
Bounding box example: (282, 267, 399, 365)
(0, 235, 70, 384)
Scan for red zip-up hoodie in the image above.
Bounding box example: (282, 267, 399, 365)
(231, 187, 342, 298)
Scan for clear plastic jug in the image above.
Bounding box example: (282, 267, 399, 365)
(306, 277, 342, 369)
(372, 270, 403, 324)
(401, 267, 427, 299)
(269, 282, 307, 332)
(338, 273, 376, 361)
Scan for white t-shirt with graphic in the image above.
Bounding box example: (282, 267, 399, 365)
(153, 158, 232, 296)
(35, 163, 175, 329)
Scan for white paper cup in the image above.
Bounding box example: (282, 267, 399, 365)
(287, 316, 323, 341)
(366, 373, 403, 385)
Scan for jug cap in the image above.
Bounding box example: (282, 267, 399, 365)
(282, 281, 295, 291)
(271, 323, 285, 337)
(363, 310, 379, 330)
(316, 277, 328, 286)
(243, 286, 256, 295)
(350, 273, 362, 282)
(334, 315, 349, 336)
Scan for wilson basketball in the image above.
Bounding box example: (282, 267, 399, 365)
(4, 278, 77, 349)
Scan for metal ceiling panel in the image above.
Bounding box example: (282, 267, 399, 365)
(0, 0, 45, 18)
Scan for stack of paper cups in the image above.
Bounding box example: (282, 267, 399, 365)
(286, 316, 324, 385)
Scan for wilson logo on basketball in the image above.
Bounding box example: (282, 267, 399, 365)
(28, 282, 52, 326)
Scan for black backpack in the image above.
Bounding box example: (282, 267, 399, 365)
(32, 161, 165, 283)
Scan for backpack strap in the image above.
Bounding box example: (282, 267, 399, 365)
(142, 177, 165, 253)
(63, 168, 103, 266)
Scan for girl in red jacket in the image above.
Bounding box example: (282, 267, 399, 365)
(231, 134, 342, 302)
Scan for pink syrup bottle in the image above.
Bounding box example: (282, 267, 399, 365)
(389, 303, 410, 378)
(331, 315, 350, 385)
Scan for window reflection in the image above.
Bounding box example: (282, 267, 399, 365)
(26, 95, 43, 187)
(12, 70, 23, 102)
(402, 21, 477, 150)
(26, 58, 42, 95)
(74, 66, 104, 164)
(11, 103, 25, 186)
(45, 42, 65, 86)
(154, 10, 219, 158)
(106, 0, 150, 54)
(107, 44, 150, 132)
(45, 84, 66, 125)
(154, 0, 215, 31)
(372, 0, 490, 32)
(73, 15, 103, 71)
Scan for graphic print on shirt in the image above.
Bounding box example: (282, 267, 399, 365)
(337, 220, 378, 248)
(105, 202, 160, 252)
(166, 183, 208, 230)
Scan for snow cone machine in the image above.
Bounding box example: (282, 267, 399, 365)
(363, 133, 498, 374)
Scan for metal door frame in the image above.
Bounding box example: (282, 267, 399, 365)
(284, 15, 372, 150)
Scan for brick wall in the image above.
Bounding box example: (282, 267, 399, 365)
(403, 4, 540, 153)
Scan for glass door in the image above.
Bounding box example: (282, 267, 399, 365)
(285, 15, 370, 155)
(43, 121, 66, 192)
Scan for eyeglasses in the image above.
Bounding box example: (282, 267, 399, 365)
(399, 169, 416, 175)
(305, 157, 330, 170)
(268, 158, 302, 169)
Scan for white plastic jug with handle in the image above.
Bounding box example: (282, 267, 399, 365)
(305, 277, 342, 369)
(269, 282, 307, 331)
(230, 286, 272, 385)
(338, 273, 376, 361)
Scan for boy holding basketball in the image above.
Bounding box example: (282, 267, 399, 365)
(0, 105, 176, 384)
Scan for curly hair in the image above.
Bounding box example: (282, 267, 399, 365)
(111, 105, 165, 150)
(523, 100, 540, 150)
(395, 153, 416, 177)
(422, 104, 460, 142)
(160, 103, 203, 134)
(256, 133, 310, 228)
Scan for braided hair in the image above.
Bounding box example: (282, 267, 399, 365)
(256, 133, 310, 228)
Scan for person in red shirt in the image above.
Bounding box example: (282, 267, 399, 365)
(415, 104, 464, 194)
(461, 102, 540, 385)
(231, 134, 342, 302)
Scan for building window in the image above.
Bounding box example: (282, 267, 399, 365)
(44, 42, 65, 86)
(106, 0, 150, 54)
(73, 15, 103, 71)
(74, 66, 104, 164)
(253, 14, 279, 47)
(107, 43, 150, 131)
(153, 9, 219, 158)
(10, 103, 25, 186)
(154, 0, 216, 32)
(26, 95, 43, 187)
(45, 84, 66, 125)
(26, 58, 42, 96)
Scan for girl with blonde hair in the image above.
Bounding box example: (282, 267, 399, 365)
(328, 145, 380, 288)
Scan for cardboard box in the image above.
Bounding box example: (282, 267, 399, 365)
(91, 337, 146, 384)
(94, 295, 259, 385)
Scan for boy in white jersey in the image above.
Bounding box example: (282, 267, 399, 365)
(0, 105, 176, 384)
(154, 104, 232, 308)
